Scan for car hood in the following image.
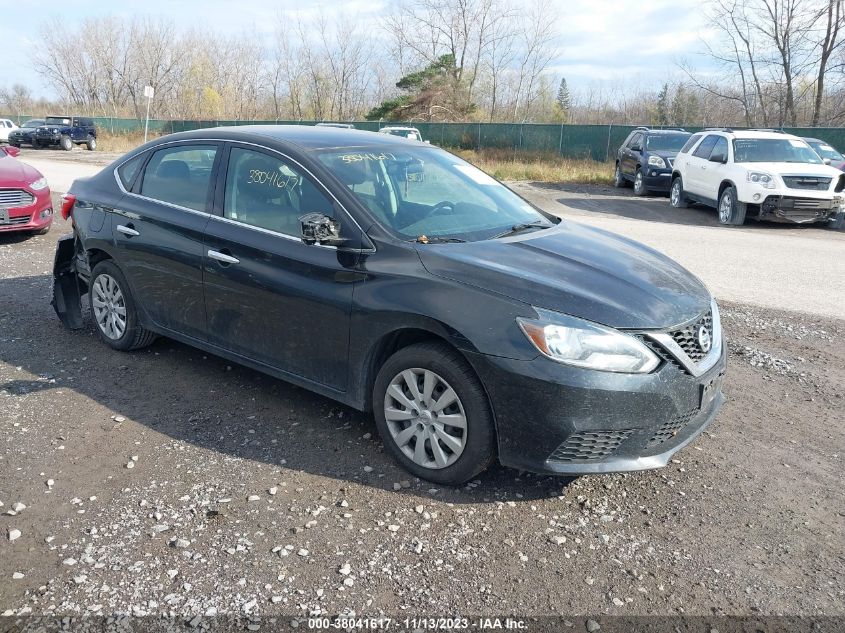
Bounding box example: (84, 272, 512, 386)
(746, 162, 844, 179)
(416, 222, 711, 330)
(0, 156, 43, 185)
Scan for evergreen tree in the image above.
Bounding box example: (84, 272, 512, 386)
(656, 83, 670, 126)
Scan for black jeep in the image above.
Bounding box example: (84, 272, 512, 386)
(34, 116, 97, 151)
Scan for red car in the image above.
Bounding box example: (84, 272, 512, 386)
(0, 146, 53, 235)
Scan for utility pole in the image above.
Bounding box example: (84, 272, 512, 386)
(143, 85, 155, 143)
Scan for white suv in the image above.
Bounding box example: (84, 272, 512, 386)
(670, 129, 845, 228)
(0, 119, 18, 143)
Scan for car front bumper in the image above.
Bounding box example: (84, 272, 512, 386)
(466, 343, 727, 475)
(643, 168, 673, 191)
(758, 194, 842, 224)
(0, 188, 53, 233)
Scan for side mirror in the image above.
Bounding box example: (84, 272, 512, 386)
(299, 212, 344, 246)
(709, 153, 727, 164)
(631, 145, 642, 152)
(3, 146, 20, 158)
(823, 158, 832, 165)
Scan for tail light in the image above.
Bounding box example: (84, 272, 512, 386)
(60, 194, 76, 220)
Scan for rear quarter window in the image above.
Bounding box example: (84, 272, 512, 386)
(117, 153, 146, 190)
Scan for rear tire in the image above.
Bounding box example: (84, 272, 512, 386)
(89, 260, 156, 351)
(372, 342, 496, 486)
(632, 168, 647, 196)
(86, 135, 97, 151)
(60, 135, 73, 151)
(613, 163, 626, 188)
(717, 186, 746, 226)
(669, 176, 692, 208)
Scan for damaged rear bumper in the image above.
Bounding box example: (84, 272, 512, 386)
(51, 233, 84, 329)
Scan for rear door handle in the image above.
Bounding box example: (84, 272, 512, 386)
(116, 224, 140, 237)
(207, 249, 239, 265)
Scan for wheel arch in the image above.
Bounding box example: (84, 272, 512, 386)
(358, 323, 489, 416)
(718, 179, 738, 198)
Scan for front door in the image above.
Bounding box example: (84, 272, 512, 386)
(202, 144, 359, 390)
(112, 142, 220, 340)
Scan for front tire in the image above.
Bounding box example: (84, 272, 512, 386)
(60, 135, 73, 151)
(717, 185, 746, 226)
(669, 176, 692, 208)
(89, 261, 156, 351)
(373, 342, 496, 485)
(632, 168, 647, 196)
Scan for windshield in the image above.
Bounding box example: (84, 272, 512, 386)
(646, 134, 690, 152)
(733, 138, 822, 164)
(807, 140, 844, 162)
(46, 117, 71, 125)
(22, 120, 44, 128)
(316, 147, 554, 242)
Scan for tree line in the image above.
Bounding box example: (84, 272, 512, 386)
(2, 0, 845, 128)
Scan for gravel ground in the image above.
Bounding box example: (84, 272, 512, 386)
(1, 204, 843, 627)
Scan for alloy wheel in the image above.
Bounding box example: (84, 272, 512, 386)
(719, 191, 732, 223)
(634, 171, 644, 194)
(92, 274, 127, 340)
(383, 368, 467, 469)
(670, 180, 681, 206)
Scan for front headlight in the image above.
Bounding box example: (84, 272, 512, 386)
(747, 171, 776, 189)
(648, 155, 666, 168)
(29, 177, 48, 191)
(517, 309, 660, 373)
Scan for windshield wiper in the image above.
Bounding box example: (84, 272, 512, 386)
(490, 221, 552, 240)
(415, 235, 466, 244)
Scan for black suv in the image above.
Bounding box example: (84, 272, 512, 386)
(614, 127, 691, 196)
(8, 119, 46, 148)
(35, 116, 97, 151)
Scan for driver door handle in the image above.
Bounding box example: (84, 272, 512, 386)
(207, 249, 240, 265)
(116, 224, 140, 237)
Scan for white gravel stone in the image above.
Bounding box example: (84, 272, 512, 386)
(12, 572, 24, 579)
(338, 563, 352, 576)
(172, 538, 190, 549)
(63, 557, 77, 566)
(248, 495, 260, 502)
(363, 466, 373, 472)
(297, 548, 309, 557)
(387, 524, 400, 532)
(125, 461, 135, 469)
(8, 528, 21, 541)
(268, 487, 277, 495)
(11, 502, 26, 513)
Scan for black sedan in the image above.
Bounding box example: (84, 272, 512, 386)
(52, 126, 726, 485)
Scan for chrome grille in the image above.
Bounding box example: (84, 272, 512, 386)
(548, 429, 633, 462)
(0, 189, 34, 208)
(669, 311, 713, 362)
(782, 176, 831, 191)
(648, 409, 699, 447)
(792, 198, 826, 209)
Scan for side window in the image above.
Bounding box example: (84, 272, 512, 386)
(628, 133, 643, 150)
(117, 153, 146, 190)
(710, 137, 729, 160)
(692, 135, 719, 159)
(224, 147, 333, 237)
(140, 145, 218, 212)
(680, 134, 702, 154)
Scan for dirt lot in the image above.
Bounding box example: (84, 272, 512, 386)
(0, 153, 844, 627)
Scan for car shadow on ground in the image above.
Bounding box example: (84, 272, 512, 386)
(0, 273, 577, 504)
(529, 182, 840, 232)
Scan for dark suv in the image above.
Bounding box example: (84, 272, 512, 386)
(614, 127, 691, 196)
(8, 119, 46, 148)
(35, 116, 97, 151)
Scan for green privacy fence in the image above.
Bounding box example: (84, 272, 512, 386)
(4, 114, 845, 161)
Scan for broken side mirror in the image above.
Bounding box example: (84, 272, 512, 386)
(299, 212, 344, 246)
(824, 158, 832, 165)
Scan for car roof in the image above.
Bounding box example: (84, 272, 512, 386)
(154, 125, 427, 151)
(642, 129, 689, 135)
(802, 137, 824, 143)
(726, 130, 801, 140)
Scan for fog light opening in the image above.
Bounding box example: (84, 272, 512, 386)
(752, 193, 761, 201)
(40, 208, 53, 218)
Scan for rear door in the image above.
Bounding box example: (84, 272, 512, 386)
(112, 142, 220, 340)
(201, 143, 360, 390)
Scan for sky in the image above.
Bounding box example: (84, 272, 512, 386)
(0, 0, 715, 99)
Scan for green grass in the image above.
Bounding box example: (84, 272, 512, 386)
(456, 149, 614, 184)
